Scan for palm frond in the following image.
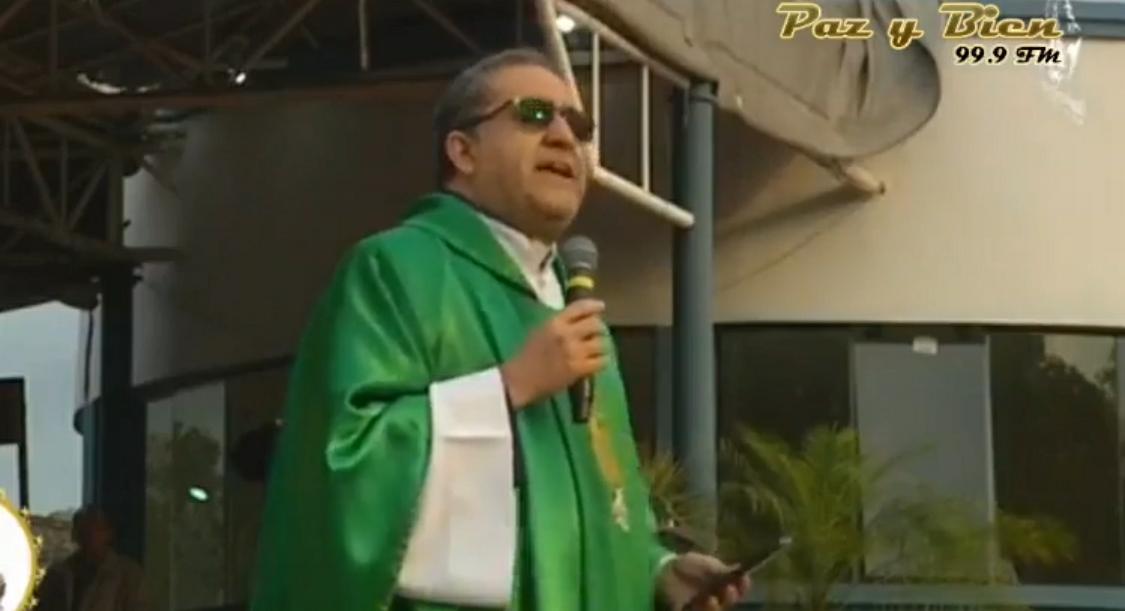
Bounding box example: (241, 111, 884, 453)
(716, 423, 1078, 611)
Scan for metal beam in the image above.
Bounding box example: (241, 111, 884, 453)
(0, 0, 143, 49)
(817, 157, 886, 196)
(242, 0, 326, 73)
(0, 0, 36, 37)
(0, 70, 33, 96)
(556, 0, 690, 89)
(193, 0, 274, 81)
(73, 0, 202, 80)
(204, 0, 214, 85)
(10, 119, 63, 226)
(29, 117, 127, 153)
(359, 0, 372, 70)
(31, 2, 259, 90)
(69, 161, 108, 230)
(49, 0, 59, 89)
(411, 0, 482, 53)
(0, 208, 177, 262)
(0, 79, 435, 116)
(537, 0, 694, 228)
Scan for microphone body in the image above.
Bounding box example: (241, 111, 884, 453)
(561, 236, 599, 424)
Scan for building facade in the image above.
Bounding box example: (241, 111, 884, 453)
(99, 24, 1125, 610)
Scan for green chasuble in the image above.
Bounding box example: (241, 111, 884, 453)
(249, 192, 671, 611)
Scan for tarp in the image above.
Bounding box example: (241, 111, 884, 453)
(575, 0, 942, 159)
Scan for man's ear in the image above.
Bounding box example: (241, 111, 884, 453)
(444, 130, 477, 176)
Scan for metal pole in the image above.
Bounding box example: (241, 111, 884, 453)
(672, 80, 717, 534)
(204, 0, 213, 85)
(2, 120, 9, 207)
(655, 327, 674, 456)
(97, 264, 144, 561)
(60, 136, 68, 218)
(18, 439, 29, 508)
(1116, 338, 1125, 583)
(16, 382, 29, 508)
(108, 155, 123, 243)
(49, 0, 59, 89)
(358, 0, 371, 70)
(640, 65, 650, 190)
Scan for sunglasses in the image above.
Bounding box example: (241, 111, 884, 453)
(455, 97, 595, 143)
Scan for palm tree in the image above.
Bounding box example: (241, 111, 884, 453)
(638, 445, 716, 553)
(718, 425, 1076, 611)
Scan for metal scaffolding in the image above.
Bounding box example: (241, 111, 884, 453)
(0, 0, 728, 549)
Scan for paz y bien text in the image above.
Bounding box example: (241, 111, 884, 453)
(776, 2, 1065, 66)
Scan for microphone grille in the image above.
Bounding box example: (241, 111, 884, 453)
(561, 235, 598, 272)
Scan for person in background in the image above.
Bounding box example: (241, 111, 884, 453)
(37, 507, 148, 611)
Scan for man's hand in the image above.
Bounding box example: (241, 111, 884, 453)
(658, 552, 751, 611)
(500, 299, 606, 410)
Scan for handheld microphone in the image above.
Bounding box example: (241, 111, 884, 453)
(561, 235, 599, 424)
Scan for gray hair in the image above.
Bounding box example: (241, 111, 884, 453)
(432, 48, 564, 185)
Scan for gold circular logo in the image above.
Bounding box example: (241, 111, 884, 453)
(0, 490, 43, 611)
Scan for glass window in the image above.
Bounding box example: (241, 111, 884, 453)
(990, 332, 1120, 584)
(146, 383, 229, 611)
(717, 326, 852, 447)
(145, 364, 290, 611)
(717, 324, 1125, 589)
(611, 326, 659, 451)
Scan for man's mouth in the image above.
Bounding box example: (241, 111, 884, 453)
(536, 161, 576, 179)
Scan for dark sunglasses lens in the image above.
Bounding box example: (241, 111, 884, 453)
(562, 108, 594, 142)
(515, 98, 594, 142)
(515, 98, 555, 126)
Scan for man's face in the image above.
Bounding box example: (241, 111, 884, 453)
(457, 64, 589, 239)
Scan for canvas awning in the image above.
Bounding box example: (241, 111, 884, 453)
(574, 0, 943, 159)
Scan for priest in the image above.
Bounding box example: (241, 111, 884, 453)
(249, 48, 749, 611)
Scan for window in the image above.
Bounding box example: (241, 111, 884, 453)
(717, 323, 1125, 589)
(991, 332, 1121, 584)
(717, 326, 852, 448)
(144, 364, 291, 611)
(611, 326, 660, 452)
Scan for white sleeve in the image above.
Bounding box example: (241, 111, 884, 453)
(396, 367, 518, 606)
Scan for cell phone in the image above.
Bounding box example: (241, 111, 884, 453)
(681, 536, 793, 610)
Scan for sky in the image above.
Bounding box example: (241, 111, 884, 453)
(0, 303, 84, 516)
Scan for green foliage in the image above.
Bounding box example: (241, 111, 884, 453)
(637, 444, 714, 550)
(715, 425, 1077, 611)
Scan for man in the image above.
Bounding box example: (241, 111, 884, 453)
(250, 48, 749, 610)
(37, 507, 148, 611)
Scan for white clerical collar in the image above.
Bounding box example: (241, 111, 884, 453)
(477, 212, 557, 276)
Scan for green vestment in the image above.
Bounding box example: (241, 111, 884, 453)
(249, 192, 671, 611)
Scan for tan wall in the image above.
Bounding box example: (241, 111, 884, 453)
(709, 40, 1125, 326)
(125, 41, 1125, 384)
